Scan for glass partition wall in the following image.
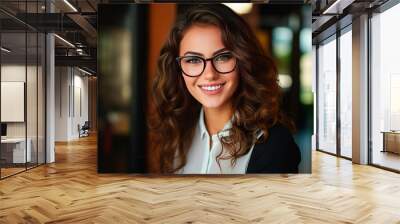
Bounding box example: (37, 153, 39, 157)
(0, 30, 27, 177)
(0, 2, 46, 179)
(316, 26, 352, 159)
(370, 2, 400, 171)
(339, 27, 352, 159)
(316, 0, 400, 172)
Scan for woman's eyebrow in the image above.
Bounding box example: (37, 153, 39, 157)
(183, 48, 228, 57)
(184, 51, 203, 56)
(212, 48, 228, 55)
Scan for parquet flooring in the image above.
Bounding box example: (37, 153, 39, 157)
(1, 134, 400, 223)
(1, 167, 25, 178)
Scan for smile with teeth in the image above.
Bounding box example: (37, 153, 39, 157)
(199, 83, 225, 91)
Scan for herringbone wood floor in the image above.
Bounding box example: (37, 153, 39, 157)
(1, 134, 400, 223)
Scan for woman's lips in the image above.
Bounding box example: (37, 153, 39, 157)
(198, 82, 226, 95)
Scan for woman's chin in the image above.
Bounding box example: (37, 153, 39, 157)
(200, 100, 226, 109)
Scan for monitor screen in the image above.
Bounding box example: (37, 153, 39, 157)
(1, 123, 7, 137)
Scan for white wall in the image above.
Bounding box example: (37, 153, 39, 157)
(55, 66, 69, 141)
(55, 67, 89, 141)
(1, 66, 26, 135)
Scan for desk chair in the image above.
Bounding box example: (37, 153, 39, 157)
(78, 121, 90, 138)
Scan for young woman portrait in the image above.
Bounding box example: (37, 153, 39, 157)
(150, 4, 301, 174)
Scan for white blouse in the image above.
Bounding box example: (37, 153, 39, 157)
(175, 108, 262, 174)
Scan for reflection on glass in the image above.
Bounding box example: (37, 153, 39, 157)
(38, 33, 46, 165)
(0, 0, 46, 178)
(318, 37, 337, 154)
(272, 27, 293, 81)
(27, 31, 38, 169)
(273, 27, 293, 58)
(300, 28, 313, 105)
(340, 29, 352, 158)
(371, 3, 400, 171)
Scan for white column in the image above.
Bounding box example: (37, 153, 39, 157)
(352, 14, 369, 164)
(45, 1, 55, 163)
(46, 33, 55, 163)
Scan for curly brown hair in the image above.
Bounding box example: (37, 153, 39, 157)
(150, 4, 292, 173)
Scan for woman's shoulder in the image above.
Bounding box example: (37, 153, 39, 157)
(265, 123, 293, 139)
(256, 123, 299, 155)
(246, 123, 301, 173)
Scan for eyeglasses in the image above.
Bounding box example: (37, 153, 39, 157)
(176, 52, 237, 77)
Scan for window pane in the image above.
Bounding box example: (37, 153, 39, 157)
(340, 29, 352, 158)
(371, 3, 400, 171)
(318, 37, 337, 154)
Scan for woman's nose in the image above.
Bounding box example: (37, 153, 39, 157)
(202, 60, 218, 80)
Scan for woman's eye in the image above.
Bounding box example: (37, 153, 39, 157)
(215, 53, 233, 62)
(184, 57, 202, 64)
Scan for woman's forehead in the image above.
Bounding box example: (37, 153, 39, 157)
(179, 24, 226, 57)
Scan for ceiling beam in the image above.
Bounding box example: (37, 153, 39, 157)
(55, 55, 96, 72)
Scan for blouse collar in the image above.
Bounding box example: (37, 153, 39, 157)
(199, 107, 233, 140)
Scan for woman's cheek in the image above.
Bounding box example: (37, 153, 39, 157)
(183, 76, 198, 97)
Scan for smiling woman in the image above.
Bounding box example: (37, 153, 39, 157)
(178, 25, 239, 112)
(150, 4, 301, 174)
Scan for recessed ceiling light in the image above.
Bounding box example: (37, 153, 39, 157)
(63, 0, 78, 12)
(54, 34, 75, 48)
(77, 67, 92, 76)
(322, 0, 353, 15)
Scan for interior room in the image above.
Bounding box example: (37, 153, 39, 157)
(370, 2, 400, 171)
(313, 0, 400, 172)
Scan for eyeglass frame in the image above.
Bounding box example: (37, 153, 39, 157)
(175, 51, 237, 77)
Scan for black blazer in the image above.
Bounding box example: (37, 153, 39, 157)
(246, 124, 301, 173)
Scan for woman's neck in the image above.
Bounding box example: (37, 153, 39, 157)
(203, 103, 234, 136)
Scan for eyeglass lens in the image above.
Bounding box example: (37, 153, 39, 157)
(179, 52, 236, 77)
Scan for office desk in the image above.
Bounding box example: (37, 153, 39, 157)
(1, 138, 31, 163)
(381, 131, 400, 154)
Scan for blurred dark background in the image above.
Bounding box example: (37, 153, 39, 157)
(98, 3, 312, 173)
